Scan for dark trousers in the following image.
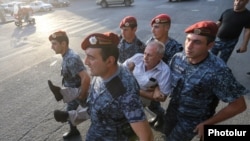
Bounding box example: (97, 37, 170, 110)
(210, 38, 238, 63)
(148, 101, 165, 116)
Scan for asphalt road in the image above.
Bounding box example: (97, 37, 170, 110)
(0, 0, 249, 141)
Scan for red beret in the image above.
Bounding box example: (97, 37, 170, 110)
(119, 16, 137, 28)
(151, 14, 171, 26)
(49, 30, 68, 41)
(185, 21, 218, 38)
(81, 32, 120, 50)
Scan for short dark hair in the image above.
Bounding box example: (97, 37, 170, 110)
(55, 36, 69, 46)
(49, 31, 69, 46)
(100, 45, 119, 63)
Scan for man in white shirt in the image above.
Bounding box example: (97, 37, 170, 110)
(123, 40, 172, 130)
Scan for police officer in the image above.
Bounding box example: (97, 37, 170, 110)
(146, 13, 183, 129)
(147, 14, 183, 65)
(54, 32, 153, 141)
(164, 21, 247, 141)
(48, 30, 91, 139)
(118, 16, 146, 63)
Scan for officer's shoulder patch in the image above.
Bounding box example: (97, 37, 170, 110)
(105, 76, 126, 99)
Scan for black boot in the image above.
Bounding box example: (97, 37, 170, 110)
(48, 80, 63, 101)
(63, 125, 80, 139)
(147, 101, 162, 127)
(54, 110, 68, 123)
(153, 114, 164, 132)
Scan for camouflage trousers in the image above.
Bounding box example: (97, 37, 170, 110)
(210, 38, 238, 63)
(164, 103, 203, 141)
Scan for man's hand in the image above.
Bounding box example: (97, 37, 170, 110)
(193, 123, 205, 141)
(152, 86, 166, 102)
(236, 46, 247, 53)
(127, 62, 135, 72)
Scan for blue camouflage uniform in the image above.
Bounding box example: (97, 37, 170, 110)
(61, 48, 86, 117)
(118, 36, 146, 63)
(146, 37, 183, 116)
(211, 38, 238, 63)
(85, 65, 146, 141)
(164, 52, 248, 141)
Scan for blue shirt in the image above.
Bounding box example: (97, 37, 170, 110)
(169, 52, 248, 118)
(61, 48, 86, 88)
(85, 65, 146, 141)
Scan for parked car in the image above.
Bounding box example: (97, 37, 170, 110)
(29, 1, 53, 12)
(0, 3, 9, 13)
(96, 0, 134, 8)
(1, 1, 27, 15)
(49, 0, 70, 8)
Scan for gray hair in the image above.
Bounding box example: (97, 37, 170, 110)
(146, 40, 165, 55)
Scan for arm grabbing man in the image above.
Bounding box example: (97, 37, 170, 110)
(164, 20, 248, 141)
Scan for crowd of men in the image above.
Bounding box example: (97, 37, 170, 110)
(47, 0, 250, 141)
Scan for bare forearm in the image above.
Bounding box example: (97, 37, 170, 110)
(202, 97, 246, 125)
(131, 120, 154, 141)
(139, 90, 154, 100)
(241, 28, 250, 50)
(78, 71, 91, 99)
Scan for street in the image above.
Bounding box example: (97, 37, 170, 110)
(0, 0, 249, 141)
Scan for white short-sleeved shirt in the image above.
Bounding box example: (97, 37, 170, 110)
(123, 53, 171, 96)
